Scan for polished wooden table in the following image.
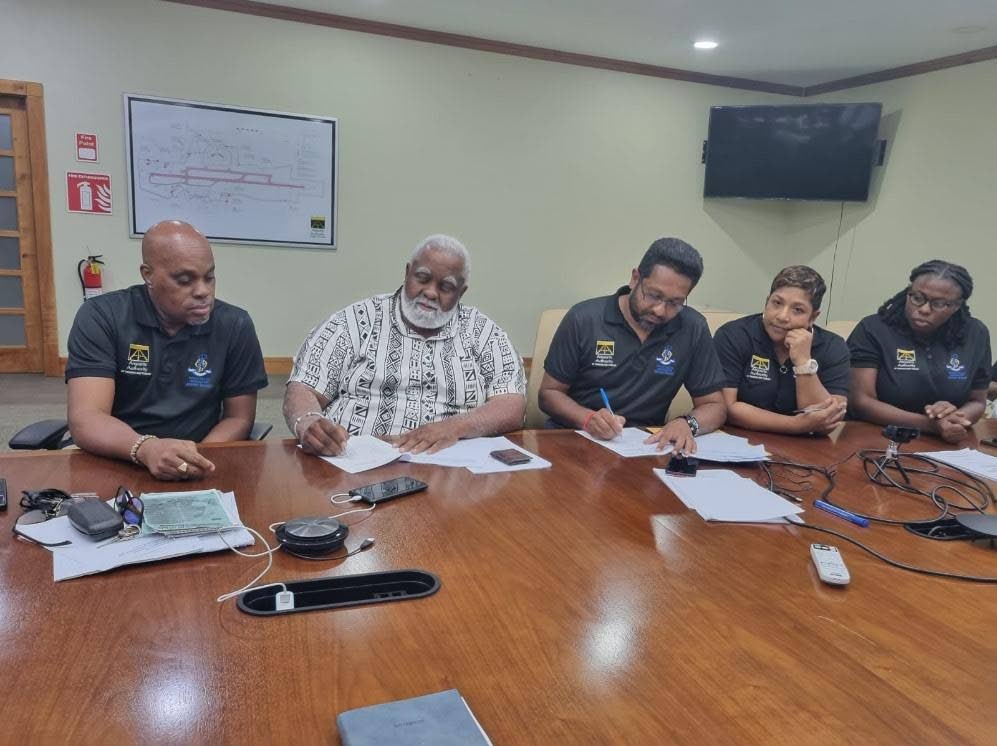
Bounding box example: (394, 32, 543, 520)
(2, 422, 996, 745)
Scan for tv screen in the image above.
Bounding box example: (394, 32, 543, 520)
(703, 103, 882, 201)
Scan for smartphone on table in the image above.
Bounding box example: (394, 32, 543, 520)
(489, 448, 532, 466)
(349, 477, 428, 505)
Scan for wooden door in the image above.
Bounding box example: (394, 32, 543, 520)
(0, 80, 56, 374)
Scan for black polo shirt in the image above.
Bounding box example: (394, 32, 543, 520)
(66, 285, 268, 442)
(847, 313, 991, 412)
(543, 287, 724, 427)
(714, 314, 850, 414)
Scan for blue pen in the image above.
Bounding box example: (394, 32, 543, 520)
(814, 500, 869, 528)
(598, 388, 623, 440)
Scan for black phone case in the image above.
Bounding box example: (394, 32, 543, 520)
(67, 500, 123, 540)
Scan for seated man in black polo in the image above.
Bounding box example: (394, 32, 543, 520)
(66, 220, 268, 480)
(539, 237, 726, 454)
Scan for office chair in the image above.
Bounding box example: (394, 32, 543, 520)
(9, 419, 273, 450)
(525, 308, 569, 429)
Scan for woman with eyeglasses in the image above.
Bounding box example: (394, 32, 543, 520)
(847, 260, 992, 443)
(714, 266, 849, 435)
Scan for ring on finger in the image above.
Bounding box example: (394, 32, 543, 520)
(178, 461, 189, 474)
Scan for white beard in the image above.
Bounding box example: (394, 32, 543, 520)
(400, 291, 458, 330)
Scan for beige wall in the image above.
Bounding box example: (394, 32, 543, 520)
(2, 0, 995, 359)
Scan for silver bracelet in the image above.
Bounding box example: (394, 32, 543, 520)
(292, 411, 324, 440)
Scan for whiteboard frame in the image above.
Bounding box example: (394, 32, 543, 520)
(123, 93, 338, 249)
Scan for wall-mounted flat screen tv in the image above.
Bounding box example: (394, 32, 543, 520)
(703, 103, 882, 201)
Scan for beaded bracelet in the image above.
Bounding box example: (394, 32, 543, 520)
(130, 434, 158, 464)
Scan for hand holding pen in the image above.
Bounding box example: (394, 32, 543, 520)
(584, 388, 625, 441)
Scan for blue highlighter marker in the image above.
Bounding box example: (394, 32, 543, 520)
(814, 500, 869, 527)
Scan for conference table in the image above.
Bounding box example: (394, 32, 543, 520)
(2, 421, 996, 745)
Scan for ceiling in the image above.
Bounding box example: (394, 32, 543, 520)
(247, 0, 997, 88)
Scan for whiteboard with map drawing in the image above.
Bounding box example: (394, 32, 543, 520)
(124, 94, 337, 249)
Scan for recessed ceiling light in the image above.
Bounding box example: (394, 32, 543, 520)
(694, 40, 719, 50)
(951, 25, 986, 34)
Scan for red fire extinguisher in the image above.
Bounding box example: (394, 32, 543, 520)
(78, 255, 105, 300)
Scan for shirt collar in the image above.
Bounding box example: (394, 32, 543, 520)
(391, 287, 460, 340)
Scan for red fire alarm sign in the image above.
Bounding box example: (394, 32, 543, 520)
(76, 133, 98, 162)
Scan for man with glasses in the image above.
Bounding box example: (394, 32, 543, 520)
(539, 237, 726, 453)
(847, 259, 991, 443)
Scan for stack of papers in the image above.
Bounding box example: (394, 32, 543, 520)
(577, 428, 768, 462)
(654, 468, 803, 522)
(14, 491, 253, 581)
(142, 489, 238, 536)
(401, 436, 551, 474)
(915, 448, 997, 481)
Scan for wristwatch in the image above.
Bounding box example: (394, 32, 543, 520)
(793, 359, 819, 376)
(682, 414, 700, 437)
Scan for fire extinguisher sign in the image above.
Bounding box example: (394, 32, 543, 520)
(67, 172, 112, 215)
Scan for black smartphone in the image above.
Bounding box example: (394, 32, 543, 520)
(490, 448, 532, 465)
(980, 437, 997, 448)
(349, 477, 428, 505)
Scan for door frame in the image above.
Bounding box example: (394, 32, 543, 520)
(0, 79, 57, 375)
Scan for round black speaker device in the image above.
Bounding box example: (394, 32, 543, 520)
(276, 516, 349, 556)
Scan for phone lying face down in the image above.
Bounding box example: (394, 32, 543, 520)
(349, 477, 428, 505)
(489, 448, 532, 466)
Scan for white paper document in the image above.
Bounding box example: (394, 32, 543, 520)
(577, 428, 768, 462)
(915, 448, 997, 481)
(16, 491, 254, 581)
(401, 436, 551, 474)
(654, 468, 803, 522)
(314, 435, 402, 474)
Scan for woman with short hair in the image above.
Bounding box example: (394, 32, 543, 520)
(714, 265, 849, 435)
(847, 260, 991, 443)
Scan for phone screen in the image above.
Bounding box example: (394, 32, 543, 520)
(349, 477, 428, 505)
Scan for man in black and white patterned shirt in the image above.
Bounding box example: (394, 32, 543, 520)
(284, 235, 526, 455)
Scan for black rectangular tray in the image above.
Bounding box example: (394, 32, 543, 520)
(237, 568, 440, 616)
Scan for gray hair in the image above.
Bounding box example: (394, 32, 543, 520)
(411, 234, 471, 283)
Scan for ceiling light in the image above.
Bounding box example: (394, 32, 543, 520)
(694, 40, 718, 50)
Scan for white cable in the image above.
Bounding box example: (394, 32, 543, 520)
(329, 492, 356, 505)
(218, 506, 375, 602)
(216, 526, 283, 603)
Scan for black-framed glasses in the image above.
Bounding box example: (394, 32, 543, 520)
(907, 292, 963, 311)
(638, 281, 686, 312)
(115, 486, 144, 526)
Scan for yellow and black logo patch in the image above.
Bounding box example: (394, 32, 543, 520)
(128, 343, 150, 363)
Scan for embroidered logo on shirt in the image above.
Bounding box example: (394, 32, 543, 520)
(594, 340, 616, 368)
(655, 344, 677, 375)
(123, 343, 151, 376)
(945, 353, 967, 380)
(185, 352, 213, 388)
(895, 348, 918, 371)
(747, 354, 771, 382)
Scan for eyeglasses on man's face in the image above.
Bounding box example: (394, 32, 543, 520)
(907, 292, 963, 312)
(638, 281, 686, 312)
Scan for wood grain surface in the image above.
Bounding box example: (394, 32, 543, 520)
(1, 421, 996, 745)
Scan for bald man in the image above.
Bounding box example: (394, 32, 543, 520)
(65, 220, 267, 480)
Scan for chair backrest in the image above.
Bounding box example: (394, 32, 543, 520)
(525, 308, 569, 429)
(823, 319, 858, 341)
(665, 310, 744, 421)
